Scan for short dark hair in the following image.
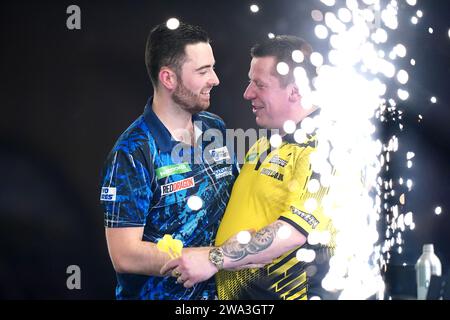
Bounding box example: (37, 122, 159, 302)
(145, 22, 210, 87)
(251, 35, 316, 87)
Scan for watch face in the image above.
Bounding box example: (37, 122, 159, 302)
(210, 248, 224, 268)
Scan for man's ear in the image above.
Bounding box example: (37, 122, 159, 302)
(159, 67, 178, 90)
(288, 83, 301, 103)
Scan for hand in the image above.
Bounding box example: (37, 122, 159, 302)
(160, 247, 218, 288)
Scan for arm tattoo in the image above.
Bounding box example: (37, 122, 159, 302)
(221, 222, 283, 262)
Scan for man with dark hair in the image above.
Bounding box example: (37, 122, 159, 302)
(100, 22, 238, 300)
(161, 35, 336, 300)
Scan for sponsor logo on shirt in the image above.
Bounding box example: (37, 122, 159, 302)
(260, 168, 284, 181)
(209, 146, 230, 162)
(161, 177, 195, 195)
(290, 206, 319, 229)
(156, 163, 191, 179)
(100, 187, 116, 202)
(214, 166, 233, 179)
(269, 155, 288, 168)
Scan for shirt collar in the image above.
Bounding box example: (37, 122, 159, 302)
(284, 108, 321, 144)
(143, 98, 204, 152)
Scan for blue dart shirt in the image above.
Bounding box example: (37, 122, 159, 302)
(100, 98, 238, 300)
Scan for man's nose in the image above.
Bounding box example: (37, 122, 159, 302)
(243, 83, 255, 100)
(210, 70, 220, 86)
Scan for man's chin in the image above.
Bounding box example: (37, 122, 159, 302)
(186, 103, 209, 114)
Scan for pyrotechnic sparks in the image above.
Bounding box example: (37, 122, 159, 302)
(298, 0, 437, 300)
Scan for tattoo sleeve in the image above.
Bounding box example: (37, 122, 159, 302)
(221, 222, 283, 262)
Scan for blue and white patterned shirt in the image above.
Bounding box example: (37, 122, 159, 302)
(100, 98, 237, 300)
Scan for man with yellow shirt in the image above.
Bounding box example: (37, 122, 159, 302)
(161, 35, 336, 300)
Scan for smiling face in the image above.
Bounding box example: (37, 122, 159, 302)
(243, 56, 293, 129)
(172, 42, 220, 114)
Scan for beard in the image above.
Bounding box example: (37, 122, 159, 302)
(172, 79, 210, 114)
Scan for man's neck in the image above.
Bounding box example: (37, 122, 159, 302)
(152, 93, 196, 145)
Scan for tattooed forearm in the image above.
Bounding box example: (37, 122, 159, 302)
(221, 222, 284, 262)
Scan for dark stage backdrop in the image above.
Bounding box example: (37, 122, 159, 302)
(1, 0, 449, 299)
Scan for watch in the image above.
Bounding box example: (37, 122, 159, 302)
(208, 247, 224, 270)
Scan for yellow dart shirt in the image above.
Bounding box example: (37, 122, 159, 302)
(215, 131, 336, 300)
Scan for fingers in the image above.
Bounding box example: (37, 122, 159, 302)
(172, 269, 181, 278)
(160, 258, 179, 275)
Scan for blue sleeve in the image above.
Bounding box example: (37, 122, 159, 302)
(100, 148, 153, 228)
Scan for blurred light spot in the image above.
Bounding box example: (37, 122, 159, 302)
(283, 120, 296, 134)
(406, 179, 413, 190)
(237, 231, 252, 244)
(292, 50, 305, 63)
(397, 89, 409, 101)
(166, 18, 180, 30)
(187, 195, 203, 211)
(430, 96, 437, 104)
(294, 129, 307, 144)
(399, 194, 405, 205)
(307, 179, 321, 193)
(310, 52, 324, 67)
(277, 225, 292, 239)
(305, 198, 318, 212)
(411, 16, 418, 24)
(270, 134, 283, 148)
(435, 207, 442, 215)
(397, 70, 409, 84)
(320, 0, 336, 6)
(268, 33, 275, 39)
(404, 212, 413, 226)
(312, 10, 324, 22)
(296, 248, 316, 263)
(277, 62, 289, 75)
(394, 44, 407, 58)
(315, 24, 329, 39)
(250, 4, 259, 13)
